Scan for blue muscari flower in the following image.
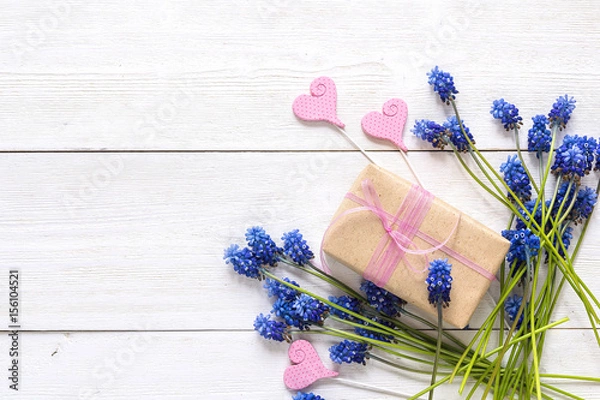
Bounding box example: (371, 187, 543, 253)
(515, 199, 544, 230)
(573, 186, 597, 223)
(552, 134, 593, 179)
(293, 392, 325, 400)
(282, 229, 314, 265)
(292, 294, 329, 325)
(224, 244, 261, 279)
(355, 318, 394, 343)
(491, 99, 523, 131)
(527, 115, 552, 156)
(328, 295, 361, 320)
(443, 115, 475, 152)
(596, 146, 600, 171)
(411, 119, 448, 149)
(500, 155, 532, 202)
(548, 95, 576, 128)
(245, 226, 280, 266)
(272, 297, 307, 329)
(264, 278, 299, 301)
(360, 280, 406, 317)
(559, 227, 574, 255)
(501, 229, 540, 265)
(254, 313, 289, 342)
(426, 259, 453, 307)
(329, 340, 368, 365)
(427, 66, 458, 104)
(504, 294, 524, 329)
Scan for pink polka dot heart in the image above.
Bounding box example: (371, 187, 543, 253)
(361, 98, 409, 152)
(283, 340, 338, 390)
(292, 77, 345, 128)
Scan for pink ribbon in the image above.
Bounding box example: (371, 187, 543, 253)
(319, 179, 495, 285)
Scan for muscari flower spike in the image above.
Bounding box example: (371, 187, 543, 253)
(552, 135, 597, 179)
(411, 119, 448, 149)
(293, 392, 325, 400)
(272, 297, 307, 330)
(329, 340, 368, 365)
(527, 115, 552, 156)
(500, 155, 532, 202)
(254, 313, 290, 342)
(548, 94, 576, 129)
(224, 244, 261, 279)
(504, 294, 524, 329)
(328, 295, 361, 320)
(245, 226, 280, 266)
(293, 294, 329, 325)
(282, 229, 314, 265)
(426, 258, 453, 308)
(264, 277, 299, 301)
(572, 186, 598, 223)
(427, 66, 458, 104)
(360, 280, 406, 317)
(443, 115, 475, 152)
(491, 99, 523, 131)
(502, 229, 540, 268)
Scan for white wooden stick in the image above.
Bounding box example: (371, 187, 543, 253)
(335, 377, 422, 399)
(398, 148, 425, 188)
(335, 125, 379, 165)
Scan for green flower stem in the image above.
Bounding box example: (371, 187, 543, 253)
(327, 315, 442, 359)
(539, 383, 585, 400)
(450, 144, 509, 206)
(513, 125, 540, 194)
(406, 317, 569, 400)
(450, 266, 526, 386)
(428, 302, 444, 400)
(527, 251, 542, 400)
(539, 374, 600, 383)
(481, 273, 529, 398)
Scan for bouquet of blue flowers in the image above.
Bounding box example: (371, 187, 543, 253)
(225, 68, 600, 399)
(411, 67, 600, 399)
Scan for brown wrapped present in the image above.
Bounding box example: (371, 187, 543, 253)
(322, 164, 510, 328)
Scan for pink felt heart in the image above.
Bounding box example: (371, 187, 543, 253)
(283, 340, 338, 390)
(361, 98, 409, 152)
(292, 77, 345, 128)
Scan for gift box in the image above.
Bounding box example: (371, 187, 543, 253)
(322, 164, 510, 328)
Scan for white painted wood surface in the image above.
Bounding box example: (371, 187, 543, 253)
(0, 1, 599, 398)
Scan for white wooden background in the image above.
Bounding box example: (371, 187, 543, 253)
(0, 1, 599, 399)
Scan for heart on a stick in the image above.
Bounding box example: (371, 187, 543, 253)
(361, 98, 409, 152)
(283, 340, 338, 390)
(292, 77, 345, 128)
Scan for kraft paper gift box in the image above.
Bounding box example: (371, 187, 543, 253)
(322, 164, 510, 328)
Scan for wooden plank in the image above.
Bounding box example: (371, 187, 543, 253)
(0, 2, 599, 151)
(0, 330, 597, 399)
(0, 151, 597, 330)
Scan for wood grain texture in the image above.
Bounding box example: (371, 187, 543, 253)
(0, 0, 599, 398)
(0, 331, 597, 399)
(0, 152, 597, 332)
